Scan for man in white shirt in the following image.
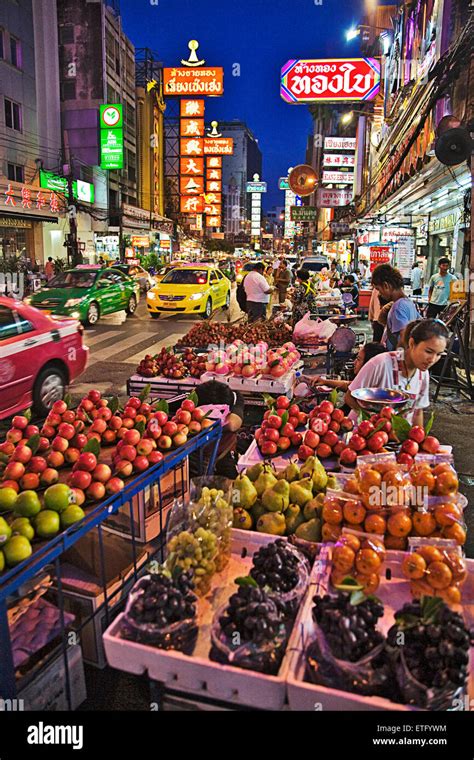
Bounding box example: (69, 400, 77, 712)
(244, 262, 273, 321)
(411, 261, 423, 295)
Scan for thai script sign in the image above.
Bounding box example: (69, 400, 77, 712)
(324, 137, 357, 151)
(317, 187, 353, 207)
(164, 68, 224, 96)
(281, 58, 380, 104)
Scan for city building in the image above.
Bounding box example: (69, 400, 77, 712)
(0, 0, 64, 265)
(218, 121, 263, 239)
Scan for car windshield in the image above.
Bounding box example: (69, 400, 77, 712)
(47, 271, 97, 288)
(302, 261, 328, 272)
(162, 269, 208, 285)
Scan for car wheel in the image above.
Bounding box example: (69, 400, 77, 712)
(202, 298, 212, 320)
(33, 365, 67, 418)
(224, 291, 231, 309)
(150, 312, 160, 319)
(126, 294, 137, 315)
(85, 301, 100, 326)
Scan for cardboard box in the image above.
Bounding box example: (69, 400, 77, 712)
(18, 644, 86, 711)
(103, 458, 189, 543)
(50, 532, 148, 668)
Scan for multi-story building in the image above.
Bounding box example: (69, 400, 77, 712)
(57, 0, 138, 260)
(0, 0, 63, 265)
(218, 121, 263, 239)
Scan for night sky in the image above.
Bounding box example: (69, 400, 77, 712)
(120, 0, 368, 207)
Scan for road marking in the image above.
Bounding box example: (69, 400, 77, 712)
(83, 330, 121, 347)
(124, 333, 186, 365)
(87, 333, 159, 365)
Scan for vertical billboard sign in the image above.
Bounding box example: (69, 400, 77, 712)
(99, 105, 124, 170)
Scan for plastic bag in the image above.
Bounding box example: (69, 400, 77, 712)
(250, 540, 310, 619)
(403, 536, 467, 605)
(305, 622, 390, 697)
(120, 575, 198, 654)
(293, 313, 337, 343)
(393, 650, 464, 710)
(209, 601, 288, 675)
(189, 476, 233, 571)
(330, 527, 386, 595)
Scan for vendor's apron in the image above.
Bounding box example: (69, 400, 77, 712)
(390, 351, 421, 417)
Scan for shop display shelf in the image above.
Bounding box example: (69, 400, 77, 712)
(127, 374, 202, 400)
(0, 422, 222, 701)
(103, 530, 312, 711)
(237, 439, 339, 473)
(200, 369, 297, 399)
(286, 548, 474, 711)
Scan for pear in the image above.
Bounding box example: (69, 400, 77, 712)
(262, 480, 290, 512)
(327, 474, 337, 491)
(303, 494, 325, 521)
(300, 456, 317, 478)
(301, 456, 328, 493)
(250, 500, 266, 521)
(289, 478, 313, 507)
(233, 508, 253, 530)
(246, 462, 264, 482)
(256, 511, 286, 536)
(232, 474, 258, 510)
(254, 465, 277, 497)
(284, 461, 301, 483)
(295, 518, 322, 543)
(285, 504, 306, 535)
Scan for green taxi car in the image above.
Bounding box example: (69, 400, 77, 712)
(28, 267, 140, 326)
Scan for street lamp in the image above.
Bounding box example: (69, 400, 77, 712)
(345, 24, 391, 42)
(341, 109, 379, 124)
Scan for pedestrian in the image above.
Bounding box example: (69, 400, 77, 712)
(411, 261, 423, 295)
(304, 341, 387, 392)
(292, 269, 317, 326)
(274, 259, 291, 304)
(98, 256, 105, 267)
(243, 261, 273, 322)
(371, 263, 419, 351)
(346, 319, 449, 426)
(329, 260, 341, 288)
(44, 257, 55, 281)
(368, 287, 385, 342)
(341, 274, 359, 307)
(358, 259, 368, 280)
(426, 257, 457, 318)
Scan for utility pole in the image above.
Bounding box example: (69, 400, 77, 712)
(63, 132, 82, 266)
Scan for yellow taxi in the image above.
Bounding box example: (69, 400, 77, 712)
(147, 264, 231, 319)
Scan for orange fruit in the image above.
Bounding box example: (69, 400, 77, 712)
(374, 461, 398, 475)
(442, 523, 466, 545)
(444, 553, 467, 584)
(434, 503, 462, 528)
(410, 468, 436, 492)
(331, 569, 351, 587)
(417, 545, 443, 564)
(358, 468, 382, 493)
(385, 535, 408, 551)
(402, 553, 427, 580)
(432, 462, 453, 476)
(439, 585, 462, 605)
(332, 545, 356, 573)
(342, 500, 366, 525)
(410, 579, 435, 598)
(435, 470, 459, 496)
(426, 560, 453, 590)
(355, 572, 380, 595)
(322, 523, 342, 543)
(364, 513, 387, 535)
(345, 477, 360, 495)
(363, 537, 386, 561)
(383, 470, 409, 487)
(322, 501, 344, 525)
(339, 533, 361, 552)
(355, 548, 382, 575)
(412, 511, 437, 537)
(387, 511, 413, 537)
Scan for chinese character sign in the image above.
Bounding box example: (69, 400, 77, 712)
(180, 99, 205, 117)
(181, 157, 205, 175)
(206, 181, 222, 193)
(281, 58, 380, 103)
(180, 196, 204, 214)
(180, 176, 204, 195)
(323, 153, 355, 167)
(180, 119, 205, 137)
(207, 157, 222, 168)
(180, 138, 204, 156)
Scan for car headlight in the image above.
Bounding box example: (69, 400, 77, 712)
(189, 292, 204, 301)
(65, 298, 83, 307)
(23, 296, 32, 305)
(147, 292, 156, 300)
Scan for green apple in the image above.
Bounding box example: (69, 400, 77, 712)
(60, 504, 85, 529)
(0, 516, 12, 546)
(44, 483, 72, 513)
(14, 490, 41, 518)
(0, 487, 18, 512)
(0, 549, 4, 573)
(35, 510, 60, 538)
(3, 535, 32, 567)
(10, 517, 35, 541)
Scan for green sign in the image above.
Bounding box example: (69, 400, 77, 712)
(100, 104, 123, 129)
(100, 128, 124, 170)
(279, 177, 290, 190)
(290, 206, 317, 222)
(99, 104, 124, 171)
(40, 170, 94, 203)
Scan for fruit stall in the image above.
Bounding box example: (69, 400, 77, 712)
(0, 390, 222, 705)
(1, 372, 473, 712)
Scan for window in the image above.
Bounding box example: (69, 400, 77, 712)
(61, 81, 76, 100)
(216, 270, 224, 280)
(0, 306, 21, 341)
(10, 36, 21, 68)
(210, 271, 218, 283)
(4, 98, 21, 131)
(16, 315, 33, 335)
(59, 25, 74, 44)
(7, 163, 24, 182)
(0, 30, 4, 60)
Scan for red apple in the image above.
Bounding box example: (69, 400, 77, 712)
(41, 424, 56, 439)
(133, 455, 149, 472)
(289, 404, 300, 417)
(96, 407, 112, 421)
(281, 423, 295, 437)
(70, 487, 86, 506)
(188, 421, 202, 435)
(120, 445, 137, 462)
(148, 451, 164, 465)
(340, 417, 354, 432)
(173, 432, 188, 447)
(69, 470, 92, 490)
(127, 396, 141, 410)
(0, 441, 15, 456)
(37, 436, 50, 452)
(176, 409, 192, 425)
(421, 436, 440, 454)
(333, 441, 346, 457)
(80, 398, 94, 412)
(93, 464, 112, 483)
(28, 456, 47, 474)
(401, 439, 419, 457)
(121, 417, 135, 430)
(260, 440, 277, 456)
(136, 439, 154, 456)
(20, 472, 40, 490)
(316, 412, 332, 425)
(106, 477, 125, 494)
(52, 436, 69, 453)
(340, 447, 357, 465)
(290, 432, 303, 447)
(367, 432, 386, 452)
(264, 428, 280, 443)
(277, 436, 291, 451)
(62, 410, 76, 424)
(46, 412, 62, 427)
(58, 422, 76, 441)
(64, 447, 81, 465)
(380, 406, 394, 419)
(349, 434, 366, 452)
(6, 428, 23, 444)
(109, 415, 123, 431)
(102, 429, 117, 445)
(40, 468, 59, 486)
(12, 445, 33, 464)
(331, 409, 345, 423)
(158, 435, 172, 450)
(72, 433, 88, 450)
(52, 400, 68, 415)
(91, 419, 107, 435)
(276, 396, 290, 409)
(298, 444, 314, 461)
(88, 390, 102, 404)
(358, 420, 375, 438)
(87, 481, 106, 501)
(297, 412, 308, 426)
(115, 459, 133, 477)
(397, 452, 414, 468)
(311, 418, 329, 436)
(409, 426, 426, 443)
(47, 451, 65, 468)
(77, 452, 98, 472)
(25, 424, 40, 438)
(267, 414, 282, 429)
(329, 420, 341, 433)
(319, 400, 334, 415)
(316, 443, 332, 459)
(288, 415, 299, 429)
(123, 429, 141, 447)
(12, 415, 28, 430)
(4, 461, 25, 481)
(304, 430, 320, 449)
(124, 406, 137, 420)
(323, 431, 339, 448)
(161, 421, 177, 437)
(154, 410, 169, 426)
(176, 423, 189, 435)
